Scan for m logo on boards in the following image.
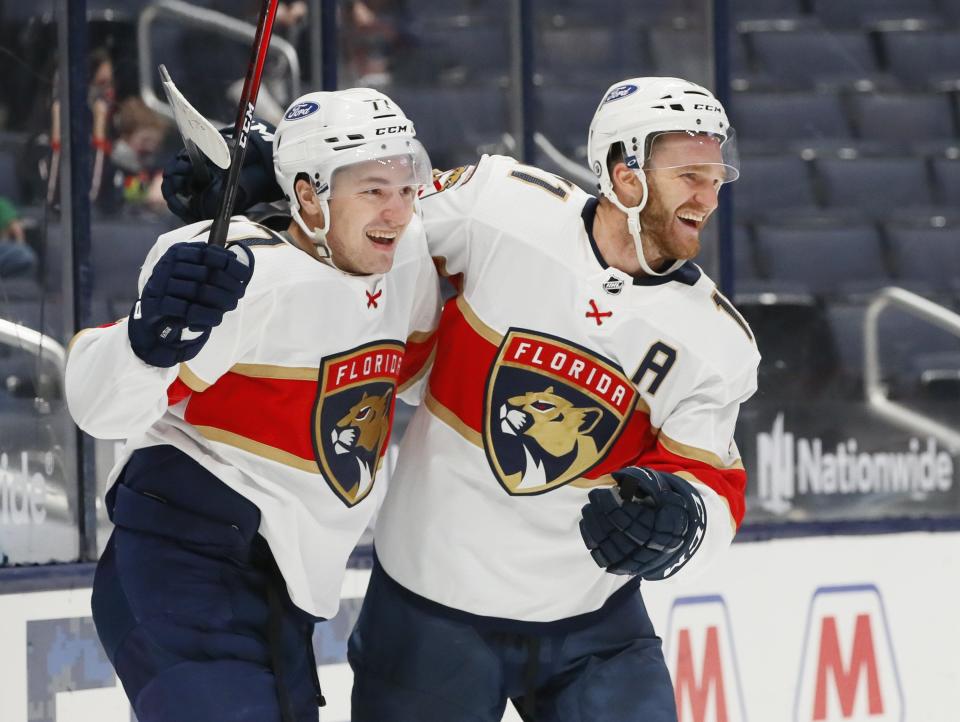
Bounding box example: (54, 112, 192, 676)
(795, 585, 903, 722)
(665, 595, 747, 722)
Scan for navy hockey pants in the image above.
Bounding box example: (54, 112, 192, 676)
(348, 557, 677, 722)
(91, 446, 324, 722)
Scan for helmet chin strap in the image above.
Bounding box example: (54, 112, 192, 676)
(292, 198, 347, 272)
(605, 172, 685, 278)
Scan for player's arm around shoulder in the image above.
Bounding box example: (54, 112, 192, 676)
(395, 217, 442, 404)
(66, 219, 257, 439)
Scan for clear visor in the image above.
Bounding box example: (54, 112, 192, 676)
(636, 129, 740, 184)
(328, 138, 433, 198)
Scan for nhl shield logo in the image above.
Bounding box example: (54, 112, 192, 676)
(483, 330, 639, 495)
(312, 341, 403, 507)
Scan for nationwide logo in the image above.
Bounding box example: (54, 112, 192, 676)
(313, 341, 403, 507)
(756, 414, 954, 515)
(795, 585, 903, 722)
(0, 450, 51, 526)
(665, 595, 747, 722)
(483, 329, 638, 495)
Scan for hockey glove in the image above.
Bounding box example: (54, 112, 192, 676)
(579, 466, 707, 580)
(161, 120, 282, 224)
(128, 241, 254, 368)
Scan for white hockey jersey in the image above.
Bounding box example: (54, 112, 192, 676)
(66, 217, 440, 618)
(376, 155, 760, 623)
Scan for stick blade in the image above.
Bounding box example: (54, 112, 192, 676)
(160, 64, 232, 170)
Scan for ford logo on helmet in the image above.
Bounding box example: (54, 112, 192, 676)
(603, 84, 638, 104)
(284, 101, 319, 121)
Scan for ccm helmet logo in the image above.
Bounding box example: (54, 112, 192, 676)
(603, 84, 638, 104)
(375, 124, 409, 135)
(693, 103, 721, 113)
(284, 101, 319, 121)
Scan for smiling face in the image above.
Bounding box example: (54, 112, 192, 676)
(325, 157, 418, 274)
(639, 132, 729, 262)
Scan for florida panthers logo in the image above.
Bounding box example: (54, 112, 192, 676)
(484, 330, 639, 495)
(313, 341, 404, 507)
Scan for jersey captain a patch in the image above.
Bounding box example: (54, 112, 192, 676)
(313, 340, 403, 506)
(483, 330, 639, 495)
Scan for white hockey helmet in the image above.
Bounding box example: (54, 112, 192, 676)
(273, 88, 432, 259)
(587, 77, 739, 276)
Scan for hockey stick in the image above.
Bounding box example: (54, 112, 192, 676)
(207, 0, 281, 247)
(159, 63, 231, 188)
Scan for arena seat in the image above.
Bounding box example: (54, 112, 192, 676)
(811, 0, 942, 28)
(880, 30, 960, 87)
(730, 92, 853, 147)
(814, 156, 934, 217)
(733, 154, 819, 221)
(754, 222, 891, 296)
(850, 92, 956, 147)
(886, 223, 960, 293)
(747, 30, 881, 88)
(932, 156, 960, 205)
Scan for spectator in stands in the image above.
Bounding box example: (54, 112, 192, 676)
(342, 0, 412, 86)
(110, 98, 172, 214)
(0, 197, 37, 279)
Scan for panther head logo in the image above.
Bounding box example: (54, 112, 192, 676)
(332, 388, 393, 457)
(499, 386, 602, 491)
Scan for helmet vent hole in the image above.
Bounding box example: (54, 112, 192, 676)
(670, 104, 684, 111)
(324, 137, 338, 143)
(347, 133, 365, 140)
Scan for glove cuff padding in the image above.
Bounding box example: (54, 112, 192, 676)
(127, 241, 254, 368)
(579, 466, 708, 581)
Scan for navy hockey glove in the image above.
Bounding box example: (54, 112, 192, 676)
(161, 120, 282, 223)
(579, 466, 707, 580)
(128, 241, 254, 368)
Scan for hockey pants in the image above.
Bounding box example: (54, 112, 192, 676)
(91, 445, 324, 722)
(348, 556, 678, 722)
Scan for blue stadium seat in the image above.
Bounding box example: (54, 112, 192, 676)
(827, 301, 960, 398)
(849, 92, 956, 147)
(812, 0, 942, 27)
(730, 92, 852, 148)
(649, 29, 713, 88)
(412, 24, 511, 82)
(537, 27, 631, 82)
(536, 87, 601, 157)
(886, 224, 960, 292)
(814, 156, 934, 217)
(747, 30, 881, 88)
(881, 30, 960, 87)
(754, 222, 890, 295)
(932, 157, 960, 205)
(737, 294, 840, 398)
(731, 0, 804, 21)
(733, 154, 819, 221)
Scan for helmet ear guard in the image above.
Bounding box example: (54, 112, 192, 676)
(586, 77, 740, 276)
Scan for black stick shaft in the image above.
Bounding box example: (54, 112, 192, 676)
(208, 0, 280, 246)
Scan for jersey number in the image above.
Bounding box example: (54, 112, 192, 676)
(508, 166, 572, 201)
(711, 290, 753, 342)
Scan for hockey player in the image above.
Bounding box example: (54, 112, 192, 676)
(163, 77, 759, 722)
(66, 88, 439, 722)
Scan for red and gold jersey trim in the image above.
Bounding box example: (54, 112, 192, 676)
(194, 425, 321, 473)
(659, 432, 744, 471)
